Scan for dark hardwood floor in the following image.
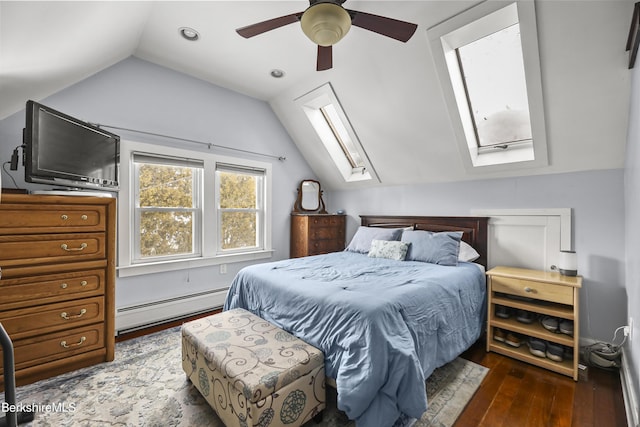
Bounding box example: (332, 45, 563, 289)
(118, 314, 628, 427)
(456, 340, 628, 427)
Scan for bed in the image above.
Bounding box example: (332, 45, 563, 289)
(224, 215, 489, 427)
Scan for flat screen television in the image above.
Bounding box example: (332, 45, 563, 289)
(24, 100, 120, 191)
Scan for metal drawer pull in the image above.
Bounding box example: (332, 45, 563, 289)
(61, 309, 87, 320)
(81, 215, 88, 220)
(524, 287, 536, 293)
(60, 283, 68, 289)
(61, 243, 88, 252)
(80, 280, 88, 286)
(61, 336, 86, 348)
(61, 214, 68, 220)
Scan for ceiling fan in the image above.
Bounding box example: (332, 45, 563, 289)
(236, 0, 418, 71)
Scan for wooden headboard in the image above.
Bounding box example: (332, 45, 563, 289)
(360, 215, 489, 268)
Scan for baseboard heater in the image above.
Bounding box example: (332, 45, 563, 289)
(115, 289, 227, 335)
(621, 348, 640, 427)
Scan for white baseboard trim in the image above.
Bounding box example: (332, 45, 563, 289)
(115, 289, 227, 335)
(621, 347, 640, 427)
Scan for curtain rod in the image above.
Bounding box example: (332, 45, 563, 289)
(91, 123, 286, 161)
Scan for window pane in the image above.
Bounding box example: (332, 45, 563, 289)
(219, 171, 256, 209)
(138, 163, 195, 208)
(220, 211, 257, 250)
(139, 211, 194, 257)
(457, 23, 532, 147)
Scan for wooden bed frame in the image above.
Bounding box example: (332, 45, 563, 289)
(360, 215, 489, 268)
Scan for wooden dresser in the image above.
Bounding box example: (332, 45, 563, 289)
(290, 213, 346, 258)
(0, 193, 116, 390)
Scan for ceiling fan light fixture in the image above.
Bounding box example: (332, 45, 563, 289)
(301, 3, 352, 46)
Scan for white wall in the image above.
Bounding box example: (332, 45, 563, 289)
(328, 169, 626, 343)
(0, 57, 316, 313)
(624, 47, 640, 424)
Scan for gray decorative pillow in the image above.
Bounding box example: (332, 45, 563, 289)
(345, 226, 404, 253)
(401, 230, 463, 266)
(368, 240, 409, 261)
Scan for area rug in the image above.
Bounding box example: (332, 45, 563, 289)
(5, 327, 488, 427)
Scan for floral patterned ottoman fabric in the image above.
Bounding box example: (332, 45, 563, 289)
(182, 308, 326, 427)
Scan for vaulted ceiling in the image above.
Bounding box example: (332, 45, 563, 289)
(0, 1, 632, 190)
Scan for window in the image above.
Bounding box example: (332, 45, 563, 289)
(118, 140, 272, 277)
(133, 154, 203, 263)
(296, 83, 378, 183)
(457, 23, 532, 150)
(216, 163, 265, 253)
(428, 1, 548, 171)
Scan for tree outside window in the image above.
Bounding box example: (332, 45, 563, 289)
(134, 157, 202, 261)
(217, 165, 264, 252)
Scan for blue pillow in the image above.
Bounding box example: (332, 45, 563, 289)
(345, 226, 404, 253)
(401, 230, 463, 266)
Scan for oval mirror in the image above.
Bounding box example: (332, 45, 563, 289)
(293, 179, 327, 214)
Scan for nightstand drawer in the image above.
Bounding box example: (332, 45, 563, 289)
(491, 276, 573, 305)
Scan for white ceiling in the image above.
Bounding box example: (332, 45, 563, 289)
(0, 1, 633, 190)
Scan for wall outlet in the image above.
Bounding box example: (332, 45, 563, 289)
(219, 264, 227, 274)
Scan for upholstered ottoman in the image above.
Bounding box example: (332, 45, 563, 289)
(182, 308, 326, 427)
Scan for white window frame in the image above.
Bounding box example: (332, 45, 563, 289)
(132, 153, 204, 263)
(296, 82, 379, 183)
(215, 162, 266, 254)
(117, 140, 273, 277)
(427, 1, 548, 172)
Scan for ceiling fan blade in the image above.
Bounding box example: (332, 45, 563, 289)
(317, 45, 333, 71)
(236, 12, 303, 38)
(347, 9, 418, 42)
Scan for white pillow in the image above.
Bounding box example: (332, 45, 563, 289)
(368, 240, 409, 261)
(458, 240, 480, 262)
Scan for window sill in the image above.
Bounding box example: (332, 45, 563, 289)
(117, 249, 275, 278)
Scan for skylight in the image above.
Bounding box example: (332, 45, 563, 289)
(296, 83, 377, 183)
(428, 1, 548, 171)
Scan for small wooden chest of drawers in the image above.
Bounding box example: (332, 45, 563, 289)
(486, 266, 581, 380)
(0, 193, 116, 390)
(290, 214, 346, 258)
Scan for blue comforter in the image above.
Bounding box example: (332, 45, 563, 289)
(224, 251, 486, 427)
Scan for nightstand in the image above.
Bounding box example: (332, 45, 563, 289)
(486, 266, 582, 380)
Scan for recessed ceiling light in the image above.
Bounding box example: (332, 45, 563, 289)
(179, 27, 199, 41)
(270, 69, 285, 78)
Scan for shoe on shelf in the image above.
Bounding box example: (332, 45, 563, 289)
(540, 316, 559, 332)
(495, 305, 512, 319)
(546, 342, 564, 362)
(559, 319, 574, 336)
(516, 309, 536, 324)
(505, 332, 522, 348)
(493, 328, 506, 343)
(527, 337, 547, 358)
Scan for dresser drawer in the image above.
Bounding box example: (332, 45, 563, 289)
(310, 216, 344, 227)
(0, 233, 105, 267)
(0, 296, 104, 340)
(311, 227, 343, 240)
(0, 269, 105, 310)
(0, 204, 106, 235)
(0, 324, 104, 375)
(309, 240, 344, 255)
(491, 276, 573, 305)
